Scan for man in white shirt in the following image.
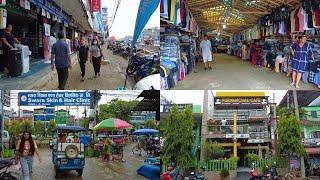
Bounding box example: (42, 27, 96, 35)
(200, 35, 213, 70)
(48, 32, 57, 60)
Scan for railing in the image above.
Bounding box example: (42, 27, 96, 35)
(249, 157, 289, 169)
(187, 159, 237, 171)
(207, 125, 249, 134)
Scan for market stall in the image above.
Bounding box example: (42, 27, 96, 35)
(160, 0, 320, 89)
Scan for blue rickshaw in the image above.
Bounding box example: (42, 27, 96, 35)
(52, 125, 86, 177)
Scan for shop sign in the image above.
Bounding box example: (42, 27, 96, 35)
(20, 0, 30, 10)
(91, 0, 101, 12)
(41, 8, 45, 16)
(289, 156, 300, 170)
(18, 91, 92, 106)
(55, 111, 68, 125)
(44, 23, 50, 36)
(226, 134, 250, 139)
(161, 104, 193, 113)
(215, 97, 267, 105)
(46, 11, 50, 19)
(0, 8, 7, 29)
(248, 139, 264, 143)
(0, 0, 5, 6)
(304, 138, 320, 147)
(52, 15, 57, 21)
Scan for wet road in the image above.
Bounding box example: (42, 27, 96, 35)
(25, 142, 148, 180)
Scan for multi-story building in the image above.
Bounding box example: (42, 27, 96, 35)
(202, 91, 271, 166)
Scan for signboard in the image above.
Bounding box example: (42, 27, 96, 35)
(289, 156, 300, 170)
(91, 0, 101, 12)
(226, 134, 250, 139)
(215, 97, 267, 105)
(304, 138, 320, 147)
(3, 90, 10, 107)
(44, 23, 50, 36)
(132, 0, 160, 46)
(248, 139, 265, 143)
(18, 91, 92, 106)
(161, 104, 193, 113)
(55, 111, 67, 124)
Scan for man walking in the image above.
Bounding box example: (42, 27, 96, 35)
(77, 38, 89, 82)
(200, 35, 213, 70)
(51, 32, 71, 90)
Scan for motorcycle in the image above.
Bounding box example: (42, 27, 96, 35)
(126, 53, 159, 82)
(250, 168, 265, 180)
(0, 158, 19, 180)
(266, 165, 279, 180)
(184, 169, 205, 180)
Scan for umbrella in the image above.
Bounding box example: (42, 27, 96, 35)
(133, 129, 159, 135)
(93, 118, 132, 130)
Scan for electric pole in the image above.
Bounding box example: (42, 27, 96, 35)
(293, 90, 305, 178)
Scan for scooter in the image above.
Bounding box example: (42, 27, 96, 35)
(184, 169, 205, 180)
(126, 53, 158, 82)
(267, 165, 279, 180)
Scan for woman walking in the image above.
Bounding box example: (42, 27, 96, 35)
(290, 35, 314, 88)
(90, 39, 105, 78)
(15, 131, 42, 180)
(77, 38, 89, 81)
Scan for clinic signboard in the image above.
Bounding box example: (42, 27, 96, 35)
(18, 91, 92, 106)
(161, 104, 193, 113)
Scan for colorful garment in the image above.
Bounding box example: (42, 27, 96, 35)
(291, 42, 313, 73)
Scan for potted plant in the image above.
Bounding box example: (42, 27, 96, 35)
(220, 168, 229, 180)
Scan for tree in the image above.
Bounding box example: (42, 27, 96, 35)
(34, 121, 46, 136)
(47, 120, 57, 136)
(8, 120, 21, 137)
(20, 120, 34, 134)
(162, 105, 195, 171)
(80, 117, 93, 131)
(145, 120, 157, 129)
(277, 108, 305, 157)
(203, 141, 224, 161)
(99, 99, 139, 122)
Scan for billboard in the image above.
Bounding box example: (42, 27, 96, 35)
(161, 104, 193, 113)
(55, 111, 68, 125)
(215, 97, 267, 105)
(91, 0, 101, 12)
(18, 91, 92, 106)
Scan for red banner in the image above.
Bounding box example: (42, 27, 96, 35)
(91, 0, 101, 12)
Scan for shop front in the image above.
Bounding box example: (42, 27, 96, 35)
(160, 0, 320, 89)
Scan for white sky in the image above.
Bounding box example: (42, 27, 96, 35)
(161, 90, 288, 106)
(103, 0, 160, 38)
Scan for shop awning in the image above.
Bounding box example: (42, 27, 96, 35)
(52, 0, 92, 31)
(186, 0, 300, 34)
(305, 147, 320, 155)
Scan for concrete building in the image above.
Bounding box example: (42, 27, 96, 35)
(201, 91, 271, 166)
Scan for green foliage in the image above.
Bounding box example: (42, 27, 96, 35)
(145, 120, 157, 129)
(99, 99, 139, 122)
(228, 156, 239, 164)
(203, 141, 224, 161)
(261, 164, 270, 174)
(94, 150, 100, 157)
(79, 117, 92, 131)
(246, 153, 260, 162)
(133, 123, 141, 130)
(161, 105, 195, 171)
(277, 108, 306, 157)
(20, 120, 34, 134)
(8, 120, 21, 137)
(34, 121, 46, 136)
(87, 147, 94, 157)
(220, 168, 229, 178)
(47, 120, 57, 136)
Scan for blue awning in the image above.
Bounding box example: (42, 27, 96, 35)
(29, 0, 70, 23)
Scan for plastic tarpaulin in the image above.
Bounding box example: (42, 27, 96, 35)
(132, 0, 160, 47)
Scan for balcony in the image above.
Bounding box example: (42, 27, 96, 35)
(211, 109, 268, 121)
(303, 138, 320, 146)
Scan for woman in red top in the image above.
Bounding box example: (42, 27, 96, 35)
(16, 131, 42, 180)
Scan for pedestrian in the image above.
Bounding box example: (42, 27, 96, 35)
(15, 131, 42, 180)
(48, 32, 57, 60)
(1, 24, 21, 74)
(77, 38, 89, 82)
(103, 137, 112, 161)
(290, 35, 314, 88)
(51, 32, 72, 90)
(90, 39, 105, 78)
(200, 34, 213, 70)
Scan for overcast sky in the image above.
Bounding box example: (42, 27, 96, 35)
(103, 0, 160, 38)
(161, 90, 288, 106)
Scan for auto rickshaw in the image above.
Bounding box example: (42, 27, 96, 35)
(52, 125, 86, 177)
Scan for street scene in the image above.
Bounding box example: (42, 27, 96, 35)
(160, 90, 320, 180)
(0, 0, 160, 90)
(0, 90, 160, 180)
(160, 0, 320, 90)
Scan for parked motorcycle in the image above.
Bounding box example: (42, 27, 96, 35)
(250, 168, 265, 180)
(184, 170, 205, 180)
(0, 158, 19, 180)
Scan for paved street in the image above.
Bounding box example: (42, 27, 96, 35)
(9, 142, 147, 180)
(0, 49, 134, 90)
(173, 54, 318, 90)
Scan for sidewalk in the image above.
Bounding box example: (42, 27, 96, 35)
(0, 53, 78, 89)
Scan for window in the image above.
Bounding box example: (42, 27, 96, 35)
(312, 131, 320, 139)
(311, 111, 318, 118)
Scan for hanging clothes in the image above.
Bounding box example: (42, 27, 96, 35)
(290, 8, 296, 32)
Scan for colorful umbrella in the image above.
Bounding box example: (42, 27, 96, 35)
(93, 118, 132, 130)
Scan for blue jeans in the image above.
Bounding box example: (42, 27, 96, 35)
(20, 156, 33, 180)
